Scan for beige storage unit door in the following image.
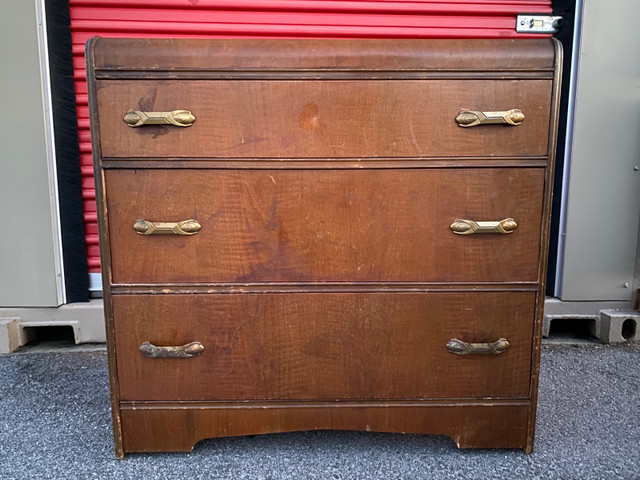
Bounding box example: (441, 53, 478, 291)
(0, 0, 64, 307)
(555, 0, 640, 302)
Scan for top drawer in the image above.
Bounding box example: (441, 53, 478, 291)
(88, 38, 559, 160)
(95, 79, 552, 159)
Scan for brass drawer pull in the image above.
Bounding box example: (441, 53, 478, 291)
(123, 109, 195, 127)
(455, 109, 524, 127)
(450, 218, 517, 235)
(139, 341, 204, 359)
(133, 219, 201, 236)
(446, 338, 510, 355)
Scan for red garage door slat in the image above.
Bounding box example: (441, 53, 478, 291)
(69, 0, 552, 278)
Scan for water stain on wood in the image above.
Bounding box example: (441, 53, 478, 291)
(298, 102, 324, 135)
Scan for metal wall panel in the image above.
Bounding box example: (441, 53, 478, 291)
(555, 0, 640, 301)
(0, 0, 64, 306)
(68, 0, 552, 285)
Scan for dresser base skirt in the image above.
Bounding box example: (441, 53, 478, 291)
(117, 401, 533, 457)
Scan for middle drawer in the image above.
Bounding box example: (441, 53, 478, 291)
(105, 168, 544, 284)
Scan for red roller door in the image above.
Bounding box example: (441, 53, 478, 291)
(69, 0, 553, 282)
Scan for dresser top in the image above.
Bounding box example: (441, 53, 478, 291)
(88, 38, 558, 74)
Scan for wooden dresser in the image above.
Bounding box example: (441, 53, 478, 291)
(86, 38, 561, 458)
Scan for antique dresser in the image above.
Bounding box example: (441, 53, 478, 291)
(86, 37, 561, 457)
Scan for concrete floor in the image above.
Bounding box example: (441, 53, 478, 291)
(0, 344, 639, 479)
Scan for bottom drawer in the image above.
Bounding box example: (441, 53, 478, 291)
(112, 292, 536, 401)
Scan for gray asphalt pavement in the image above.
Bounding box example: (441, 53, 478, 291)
(0, 344, 639, 480)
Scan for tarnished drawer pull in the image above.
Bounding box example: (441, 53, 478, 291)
(450, 218, 517, 235)
(139, 341, 204, 359)
(123, 109, 195, 127)
(446, 338, 510, 355)
(133, 219, 201, 236)
(455, 109, 524, 127)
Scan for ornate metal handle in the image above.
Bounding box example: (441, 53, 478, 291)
(450, 218, 517, 235)
(123, 109, 195, 127)
(133, 219, 201, 236)
(446, 338, 510, 355)
(455, 109, 524, 127)
(139, 341, 204, 358)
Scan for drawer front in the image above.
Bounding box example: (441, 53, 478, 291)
(96, 79, 552, 158)
(105, 168, 544, 284)
(113, 292, 535, 401)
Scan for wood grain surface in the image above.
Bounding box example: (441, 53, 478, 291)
(113, 291, 535, 401)
(90, 38, 556, 73)
(96, 79, 552, 158)
(105, 168, 544, 284)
